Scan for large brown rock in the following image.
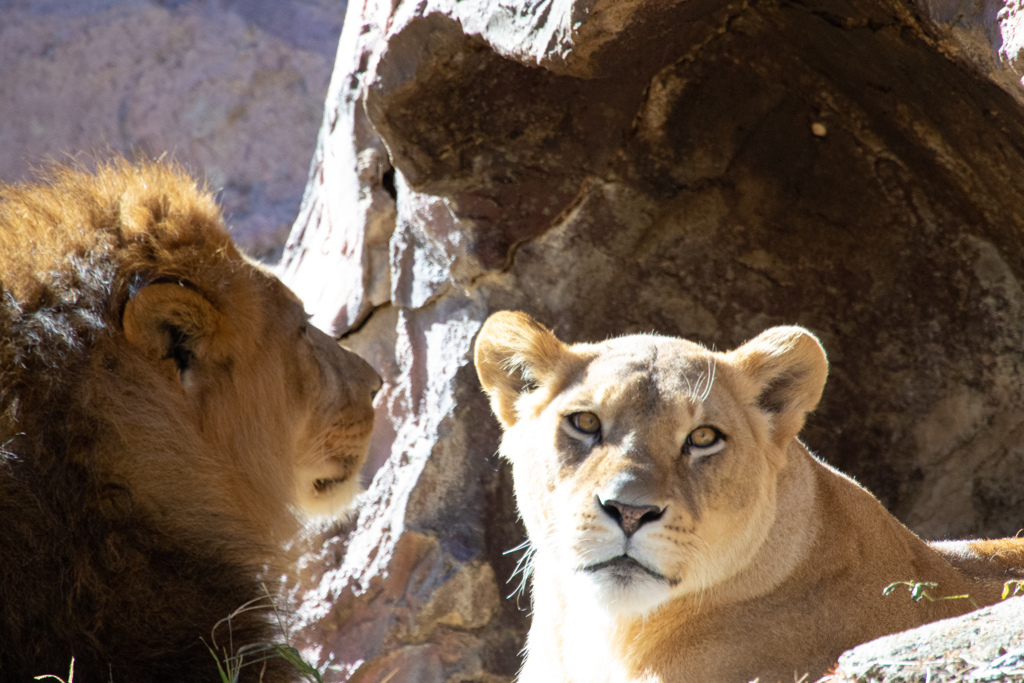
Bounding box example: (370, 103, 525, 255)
(282, 0, 1024, 679)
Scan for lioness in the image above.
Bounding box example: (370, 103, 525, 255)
(0, 160, 380, 682)
(474, 311, 1024, 683)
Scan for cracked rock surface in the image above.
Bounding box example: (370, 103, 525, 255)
(281, 0, 1024, 679)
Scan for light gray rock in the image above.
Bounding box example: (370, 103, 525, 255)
(0, 0, 345, 261)
(829, 596, 1024, 682)
(281, 0, 1024, 679)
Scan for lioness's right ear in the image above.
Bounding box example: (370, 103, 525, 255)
(474, 311, 566, 427)
(123, 282, 220, 386)
(726, 326, 829, 445)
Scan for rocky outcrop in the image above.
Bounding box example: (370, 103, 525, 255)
(281, 0, 1024, 679)
(0, 0, 343, 261)
(919, 0, 1024, 108)
(828, 596, 1024, 682)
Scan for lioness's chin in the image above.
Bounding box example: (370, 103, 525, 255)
(571, 558, 675, 616)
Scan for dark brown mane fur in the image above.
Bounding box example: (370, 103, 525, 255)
(0, 160, 290, 682)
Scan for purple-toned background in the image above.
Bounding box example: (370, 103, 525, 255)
(0, 0, 347, 262)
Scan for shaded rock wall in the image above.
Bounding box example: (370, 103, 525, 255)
(0, 0, 345, 261)
(282, 0, 1024, 679)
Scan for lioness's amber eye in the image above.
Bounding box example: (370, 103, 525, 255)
(570, 412, 601, 434)
(689, 426, 719, 447)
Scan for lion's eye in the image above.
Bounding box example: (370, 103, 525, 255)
(684, 426, 725, 456)
(690, 427, 717, 446)
(569, 411, 601, 435)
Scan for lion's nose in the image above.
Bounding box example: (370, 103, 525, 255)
(346, 350, 382, 401)
(369, 373, 383, 400)
(598, 498, 665, 537)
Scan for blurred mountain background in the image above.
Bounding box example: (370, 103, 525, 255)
(0, 0, 347, 262)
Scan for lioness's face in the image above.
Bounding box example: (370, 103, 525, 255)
(475, 312, 827, 616)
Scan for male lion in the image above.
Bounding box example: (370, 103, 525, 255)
(474, 311, 1024, 683)
(0, 160, 381, 682)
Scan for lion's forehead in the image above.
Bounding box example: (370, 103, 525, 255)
(572, 336, 721, 416)
(585, 335, 713, 375)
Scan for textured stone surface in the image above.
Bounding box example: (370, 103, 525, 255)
(0, 0, 345, 261)
(282, 0, 1024, 679)
(828, 596, 1024, 682)
(918, 0, 1024, 108)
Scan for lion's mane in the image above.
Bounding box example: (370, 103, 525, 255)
(0, 160, 355, 682)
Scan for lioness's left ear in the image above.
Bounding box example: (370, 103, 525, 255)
(474, 311, 567, 428)
(123, 282, 221, 386)
(726, 326, 828, 444)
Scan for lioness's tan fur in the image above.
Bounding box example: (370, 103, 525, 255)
(475, 311, 1024, 683)
(0, 160, 380, 682)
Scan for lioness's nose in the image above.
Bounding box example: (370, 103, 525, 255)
(599, 498, 664, 537)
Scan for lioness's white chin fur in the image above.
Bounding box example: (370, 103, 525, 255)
(567, 568, 673, 617)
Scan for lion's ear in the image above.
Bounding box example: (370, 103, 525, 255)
(123, 282, 220, 385)
(474, 311, 567, 428)
(726, 326, 828, 444)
